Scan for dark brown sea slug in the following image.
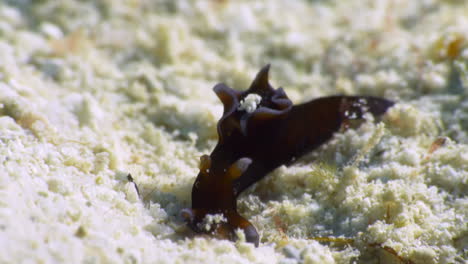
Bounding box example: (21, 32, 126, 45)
(182, 65, 394, 246)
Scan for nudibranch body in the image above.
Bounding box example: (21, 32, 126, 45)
(182, 65, 395, 246)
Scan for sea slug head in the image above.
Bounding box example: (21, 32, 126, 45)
(213, 64, 293, 141)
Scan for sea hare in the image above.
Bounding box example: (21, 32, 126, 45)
(181, 65, 395, 246)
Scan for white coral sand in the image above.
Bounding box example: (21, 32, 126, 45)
(0, 1, 466, 263)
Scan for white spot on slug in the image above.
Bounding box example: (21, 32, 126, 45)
(238, 94, 262, 113)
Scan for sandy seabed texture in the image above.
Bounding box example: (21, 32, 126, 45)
(0, 1, 467, 263)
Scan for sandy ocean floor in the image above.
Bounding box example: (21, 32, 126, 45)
(0, 1, 467, 263)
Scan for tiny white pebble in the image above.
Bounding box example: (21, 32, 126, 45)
(461, 48, 468, 59)
(40, 23, 63, 39)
